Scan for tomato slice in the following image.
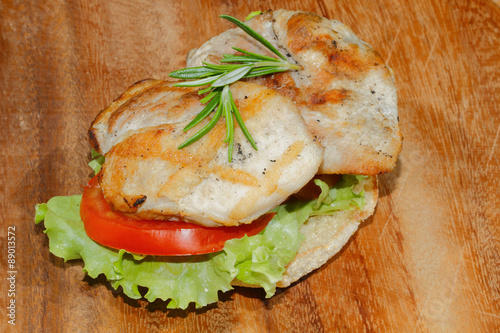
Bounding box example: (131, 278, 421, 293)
(80, 176, 273, 256)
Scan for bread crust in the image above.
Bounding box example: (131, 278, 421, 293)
(231, 175, 378, 288)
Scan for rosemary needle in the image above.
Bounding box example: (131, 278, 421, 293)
(169, 14, 301, 162)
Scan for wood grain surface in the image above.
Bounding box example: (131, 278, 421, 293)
(1, 0, 499, 332)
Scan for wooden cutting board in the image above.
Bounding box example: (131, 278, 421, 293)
(1, 0, 499, 331)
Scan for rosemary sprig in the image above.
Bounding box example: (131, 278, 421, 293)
(169, 15, 301, 162)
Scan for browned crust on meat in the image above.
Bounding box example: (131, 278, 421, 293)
(267, 11, 402, 175)
(96, 83, 322, 224)
(89, 79, 163, 153)
(286, 12, 384, 80)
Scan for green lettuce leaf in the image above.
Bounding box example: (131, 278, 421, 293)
(311, 175, 367, 215)
(34, 175, 366, 309)
(35, 196, 236, 309)
(224, 175, 366, 295)
(224, 201, 310, 296)
(88, 149, 105, 175)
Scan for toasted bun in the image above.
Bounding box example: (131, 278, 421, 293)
(232, 175, 378, 289)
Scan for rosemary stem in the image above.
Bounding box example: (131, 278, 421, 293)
(170, 14, 302, 161)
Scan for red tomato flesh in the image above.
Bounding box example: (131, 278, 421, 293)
(80, 176, 273, 256)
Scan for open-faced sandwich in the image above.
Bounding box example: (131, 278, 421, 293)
(35, 10, 402, 309)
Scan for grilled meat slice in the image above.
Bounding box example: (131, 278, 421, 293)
(90, 80, 323, 227)
(187, 10, 402, 175)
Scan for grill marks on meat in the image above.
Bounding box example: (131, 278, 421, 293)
(88, 10, 402, 226)
(284, 12, 380, 80)
(186, 10, 402, 175)
(90, 80, 201, 155)
(91, 81, 323, 227)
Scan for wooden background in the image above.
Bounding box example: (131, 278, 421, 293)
(1, 0, 499, 331)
